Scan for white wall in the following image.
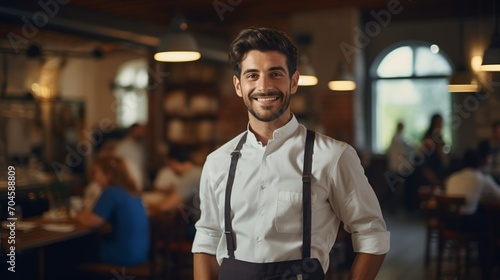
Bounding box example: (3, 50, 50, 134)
(59, 52, 144, 132)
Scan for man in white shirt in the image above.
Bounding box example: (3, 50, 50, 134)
(445, 148, 500, 230)
(386, 121, 414, 213)
(192, 27, 389, 280)
(387, 122, 414, 174)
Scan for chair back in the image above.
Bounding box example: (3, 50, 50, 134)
(148, 212, 177, 278)
(435, 195, 466, 232)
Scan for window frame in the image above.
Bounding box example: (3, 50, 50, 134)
(369, 41, 454, 154)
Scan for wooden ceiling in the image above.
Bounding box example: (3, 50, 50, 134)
(0, 0, 495, 53)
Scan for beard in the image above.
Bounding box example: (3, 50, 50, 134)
(243, 90, 292, 122)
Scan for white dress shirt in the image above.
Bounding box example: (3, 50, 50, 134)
(115, 138, 147, 191)
(387, 132, 414, 173)
(445, 168, 500, 215)
(192, 116, 390, 272)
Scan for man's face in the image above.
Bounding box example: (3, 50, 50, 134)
(233, 50, 299, 122)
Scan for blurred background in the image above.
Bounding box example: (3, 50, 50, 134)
(1, 0, 500, 279)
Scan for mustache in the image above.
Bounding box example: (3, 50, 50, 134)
(250, 91, 283, 98)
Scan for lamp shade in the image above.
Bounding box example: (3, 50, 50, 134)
(481, 0, 500, 72)
(154, 31, 201, 62)
(298, 55, 318, 86)
(480, 35, 500, 71)
(448, 70, 478, 92)
(328, 64, 356, 91)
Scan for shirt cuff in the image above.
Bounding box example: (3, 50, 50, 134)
(192, 230, 220, 255)
(351, 231, 390, 255)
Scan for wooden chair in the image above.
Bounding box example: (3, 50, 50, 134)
(482, 200, 500, 279)
(418, 187, 439, 266)
(164, 211, 194, 279)
(77, 212, 175, 280)
(435, 195, 484, 279)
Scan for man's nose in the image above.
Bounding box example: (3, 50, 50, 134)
(256, 76, 272, 92)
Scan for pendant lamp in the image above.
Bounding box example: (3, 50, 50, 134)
(154, 0, 200, 62)
(328, 64, 356, 91)
(295, 33, 318, 86)
(448, 0, 478, 92)
(298, 55, 318, 86)
(481, 0, 500, 71)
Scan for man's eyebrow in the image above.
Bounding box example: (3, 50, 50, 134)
(242, 69, 259, 75)
(242, 66, 287, 76)
(269, 66, 287, 73)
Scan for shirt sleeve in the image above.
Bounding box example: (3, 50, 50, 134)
(192, 163, 222, 255)
(92, 188, 116, 221)
(482, 173, 500, 199)
(329, 146, 390, 255)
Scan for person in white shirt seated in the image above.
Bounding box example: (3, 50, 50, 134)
(445, 147, 500, 231)
(150, 146, 202, 240)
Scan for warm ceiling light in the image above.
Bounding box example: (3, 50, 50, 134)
(328, 64, 356, 91)
(298, 75, 318, 86)
(154, 32, 201, 62)
(449, 1, 478, 92)
(448, 70, 479, 93)
(471, 55, 483, 72)
(154, 1, 200, 62)
(328, 80, 356, 91)
(480, 46, 500, 71)
(481, 0, 500, 71)
(298, 55, 318, 86)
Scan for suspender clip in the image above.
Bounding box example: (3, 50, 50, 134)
(231, 150, 241, 158)
(302, 175, 311, 183)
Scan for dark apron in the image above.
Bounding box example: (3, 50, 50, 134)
(219, 130, 325, 280)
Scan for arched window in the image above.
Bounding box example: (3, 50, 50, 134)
(371, 42, 453, 153)
(114, 59, 149, 128)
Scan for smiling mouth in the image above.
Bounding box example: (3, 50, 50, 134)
(255, 96, 279, 102)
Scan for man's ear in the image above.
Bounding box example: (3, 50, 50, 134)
(233, 75, 243, 97)
(291, 70, 299, 94)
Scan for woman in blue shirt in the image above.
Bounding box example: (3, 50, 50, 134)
(77, 154, 149, 266)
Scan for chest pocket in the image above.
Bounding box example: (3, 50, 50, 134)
(275, 191, 316, 233)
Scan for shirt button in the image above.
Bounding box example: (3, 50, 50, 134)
(256, 236, 262, 242)
(261, 185, 266, 190)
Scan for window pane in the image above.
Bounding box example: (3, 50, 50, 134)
(414, 46, 453, 76)
(116, 67, 136, 86)
(114, 59, 149, 128)
(135, 68, 149, 88)
(374, 78, 451, 153)
(377, 46, 413, 78)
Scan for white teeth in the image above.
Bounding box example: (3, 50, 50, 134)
(257, 97, 278, 101)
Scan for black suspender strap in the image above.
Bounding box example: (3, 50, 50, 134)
(302, 129, 315, 259)
(224, 132, 247, 258)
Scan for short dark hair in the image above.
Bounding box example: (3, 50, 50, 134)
(477, 139, 491, 162)
(462, 149, 479, 169)
(228, 27, 299, 79)
(168, 145, 190, 163)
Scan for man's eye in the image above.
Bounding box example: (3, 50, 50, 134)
(271, 72, 284, 77)
(246, 74, 258, 79)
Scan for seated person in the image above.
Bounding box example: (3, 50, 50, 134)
(445, 147, 500, 231)
(150, 146, 202, 240)
(76, 154, 150, 266)
(152, 158, 181, 193)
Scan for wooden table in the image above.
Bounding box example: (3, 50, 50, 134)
(1, 216, 93, 280)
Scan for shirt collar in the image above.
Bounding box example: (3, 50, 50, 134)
(246, 114, 299, 146)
